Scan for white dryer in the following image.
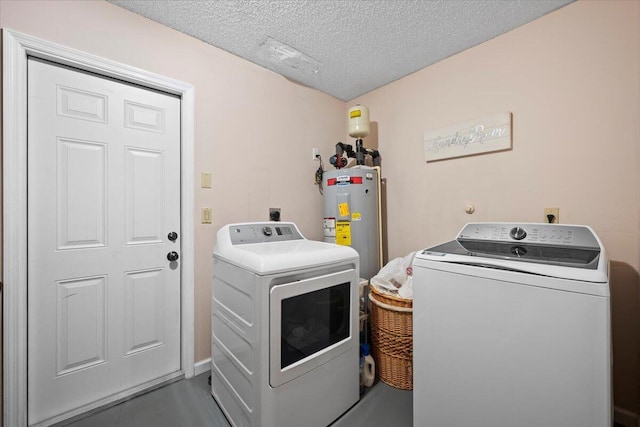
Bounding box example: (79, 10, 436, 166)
(211, 222, 360, 427)
(412, 222, 611, 427)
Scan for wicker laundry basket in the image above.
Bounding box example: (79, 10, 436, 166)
(369, 285, 413, 390)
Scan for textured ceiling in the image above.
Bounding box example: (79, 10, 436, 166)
(108, 0, 573, 101)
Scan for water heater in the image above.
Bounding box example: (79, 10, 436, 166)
(323, 166, 381, 280)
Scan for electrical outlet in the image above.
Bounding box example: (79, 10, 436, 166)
(543, 207, 559, 224)
(312, 147, 319, 160)
(269, 208, 281, 222)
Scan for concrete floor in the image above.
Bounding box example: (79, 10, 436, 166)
(52, 373, 624, 427)
(61, 373, 228, 427)
(332, 380, 412, 427)
(60, 372, 413, 427)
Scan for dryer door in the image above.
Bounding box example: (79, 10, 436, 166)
(269, 268, 357, 388)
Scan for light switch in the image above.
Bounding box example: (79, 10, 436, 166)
(201, 173, 212, 189)
(201, 208, 212, 224)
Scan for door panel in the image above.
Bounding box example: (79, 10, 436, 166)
(57, 138, 107, 249)
(125, 147, 165, 244)
(124, 268, 166, 355)
(28, 58, 181, 425)
(56, 275, 107, 375)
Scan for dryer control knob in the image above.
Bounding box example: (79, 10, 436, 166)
(509, 227, 527, 241)
(262, 226, 273, 236)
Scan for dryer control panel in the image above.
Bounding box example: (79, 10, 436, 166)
(228, 222, 303, 245)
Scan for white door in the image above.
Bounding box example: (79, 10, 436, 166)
(27, 58, 182, 425)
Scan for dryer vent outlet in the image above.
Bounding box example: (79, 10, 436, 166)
(269, 208, 281, 222)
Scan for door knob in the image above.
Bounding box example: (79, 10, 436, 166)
(167, 251, 179, 262)
(168, 231, 178, 241)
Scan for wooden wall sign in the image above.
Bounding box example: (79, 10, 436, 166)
(424, 112, 512, 162)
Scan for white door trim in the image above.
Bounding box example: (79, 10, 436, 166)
(3, 29, 195, 427)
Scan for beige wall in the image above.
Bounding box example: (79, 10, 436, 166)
(2, 0, 639, 420)
(352, 0, 640, 415)
(0, 0, 344, 365)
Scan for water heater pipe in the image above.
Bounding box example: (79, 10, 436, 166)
(373, 166, 383, 270)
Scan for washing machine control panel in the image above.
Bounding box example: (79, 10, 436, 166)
(229, 223, 303, 245)
(458, 223, 600, 248)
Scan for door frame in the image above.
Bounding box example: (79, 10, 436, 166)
(3, 29, 195, 426)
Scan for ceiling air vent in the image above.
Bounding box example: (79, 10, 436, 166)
(258, 37, 320, 77)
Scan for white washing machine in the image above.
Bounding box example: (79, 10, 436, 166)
(211, 222, 360, 427)
(412, 222, 611, 427)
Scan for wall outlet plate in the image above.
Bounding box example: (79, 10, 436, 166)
(543, 207, 559, 224)
(269, 208, 281, 221)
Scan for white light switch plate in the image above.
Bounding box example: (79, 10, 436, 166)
(201, 173, 212, 189)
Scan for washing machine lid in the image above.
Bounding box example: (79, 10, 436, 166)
(415, 223, 608, 283)
(213, 222, 359, 274)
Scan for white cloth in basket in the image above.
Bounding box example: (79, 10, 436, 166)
(370, 252, 416, 299)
